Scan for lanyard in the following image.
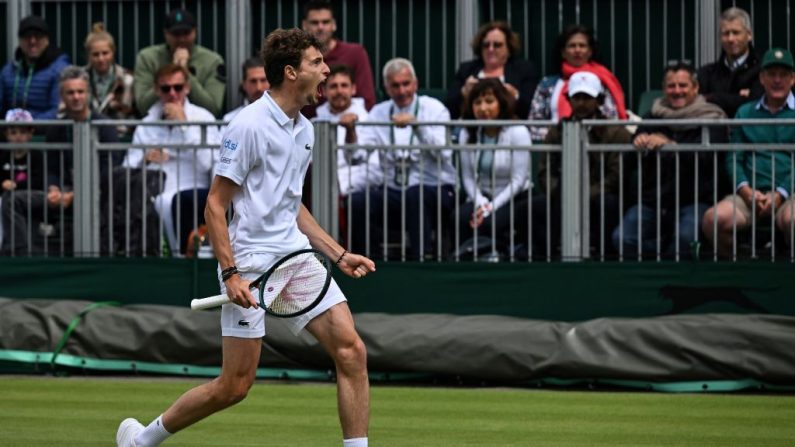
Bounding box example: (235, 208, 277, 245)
(11, 64, 35, 109)
(388, 98, 421, 147)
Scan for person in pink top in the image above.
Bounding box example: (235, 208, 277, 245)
(302, 0, 375, 116)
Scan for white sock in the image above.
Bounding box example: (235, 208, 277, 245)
(343, 437, 368, 447)
(134, 415, 172, 447)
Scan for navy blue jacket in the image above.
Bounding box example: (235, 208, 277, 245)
(1, 45, 70, 119)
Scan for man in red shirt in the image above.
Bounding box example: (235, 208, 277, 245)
(302, 0, 375, 116)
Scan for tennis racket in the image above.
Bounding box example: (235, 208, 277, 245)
(190, 248, 333, 318)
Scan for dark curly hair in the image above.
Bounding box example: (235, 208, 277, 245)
(260, 28, 322, 88)
(552, 24, 600, 73)
(461, 78, 517, 144)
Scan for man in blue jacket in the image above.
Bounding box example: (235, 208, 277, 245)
(0, 15, 70, 119)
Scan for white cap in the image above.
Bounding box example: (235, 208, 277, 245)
(568, 71, 603, 98)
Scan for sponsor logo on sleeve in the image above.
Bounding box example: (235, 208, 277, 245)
(220, 157, 232, 164)
(223, 138, 239, 151)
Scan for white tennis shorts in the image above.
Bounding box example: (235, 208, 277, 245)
(218, 251, 346, 338)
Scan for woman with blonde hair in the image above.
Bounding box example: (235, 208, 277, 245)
(83, 22, 135, 135)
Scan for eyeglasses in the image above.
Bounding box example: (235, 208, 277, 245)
(159, 83, 185, 94)
(481, 41, 505, 50)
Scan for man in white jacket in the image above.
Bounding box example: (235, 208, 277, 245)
(122, 63, 220, 254)
(348, 58, 456, 260)
(315, 64, 380, 196)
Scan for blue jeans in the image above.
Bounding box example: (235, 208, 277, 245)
(612, 203, 709, 257)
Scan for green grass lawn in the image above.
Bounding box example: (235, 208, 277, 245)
(1, 377, 794, 446)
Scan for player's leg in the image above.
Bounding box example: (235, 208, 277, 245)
(119, 336, 262, 447)
(305, 302, 369, 442)
(162, 336, 262, 431)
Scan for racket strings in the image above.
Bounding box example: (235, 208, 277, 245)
(262, 253, 329, 315)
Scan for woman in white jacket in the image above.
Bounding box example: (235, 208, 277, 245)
(457, 78, 531, 254)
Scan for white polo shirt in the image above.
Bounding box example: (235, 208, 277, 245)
(215, 92, 313, 257)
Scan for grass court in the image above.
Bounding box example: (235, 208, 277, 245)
(1, 377, 794, 446)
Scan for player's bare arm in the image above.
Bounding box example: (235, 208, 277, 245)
(205, 175, 257, 308)
(297, 203, 375, 278)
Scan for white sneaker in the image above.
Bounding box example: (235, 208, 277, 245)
(116, 418, 144, 447)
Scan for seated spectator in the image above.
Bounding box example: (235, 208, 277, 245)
(0, 109, 44, 251)
(3, 67, 119, 255)
(123, 64, 219, 255)
(301, 0, 376, 115)
(613, 61, 727, 258)
(529, 24, 626, 141)
(349, 58, 456, 260)
(523, 71, 630, 259)
(446, 21, 537, 119)
(223, 57, 269, 123)
(456, 78, 531, 256)
(702, 48, 795, 256)
(316, 64, 380, 197)
(134, 9, 225, 117)
(1, 15, 70, 119)
(697, 7, 764, 118)
(82, 22, 136, 138)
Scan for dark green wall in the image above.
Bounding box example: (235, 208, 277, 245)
(1, 258, 792, 321)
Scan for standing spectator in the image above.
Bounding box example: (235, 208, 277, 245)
(0, 15, 70, 119)
(223, 57, 269, 123)
(134, 8, 225, 117)
(525, 72, 630, 259)
(702, 48, 795, 256)
(529, 24, 626, 141)
(0, 109, 44, 252)
(697, 7, 764, 118)
(446, 21, 537, 119)
(456, 78, 531, 255)
(83, 22, 136, 138)
(123, 64, 219, 255)
(302, 0, 376, 114)
(316, 64, 379, 197)
(613, 61, 727, 258)
(349, 58, 456, 260)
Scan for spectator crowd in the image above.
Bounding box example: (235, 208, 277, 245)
(0, 2, 793, 260)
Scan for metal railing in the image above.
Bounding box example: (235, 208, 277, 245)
(2, 118, 794, 263)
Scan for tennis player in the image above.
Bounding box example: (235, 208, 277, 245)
(117, 28, 375, 447)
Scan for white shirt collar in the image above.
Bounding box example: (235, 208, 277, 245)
(725, 51, 750, 71)
(756, 92, 795, 112)
(391, 95, 418, 114)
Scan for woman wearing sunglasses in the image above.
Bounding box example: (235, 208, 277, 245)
(446, 21, 538, 119)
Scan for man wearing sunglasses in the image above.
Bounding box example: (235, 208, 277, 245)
(134, 8, 225, 117)
(122, 64, 220, 255)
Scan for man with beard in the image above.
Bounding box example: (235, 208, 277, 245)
(316, 64, 380, 197)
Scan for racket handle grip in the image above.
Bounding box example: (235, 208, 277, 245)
(191, 293, 232, 310)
